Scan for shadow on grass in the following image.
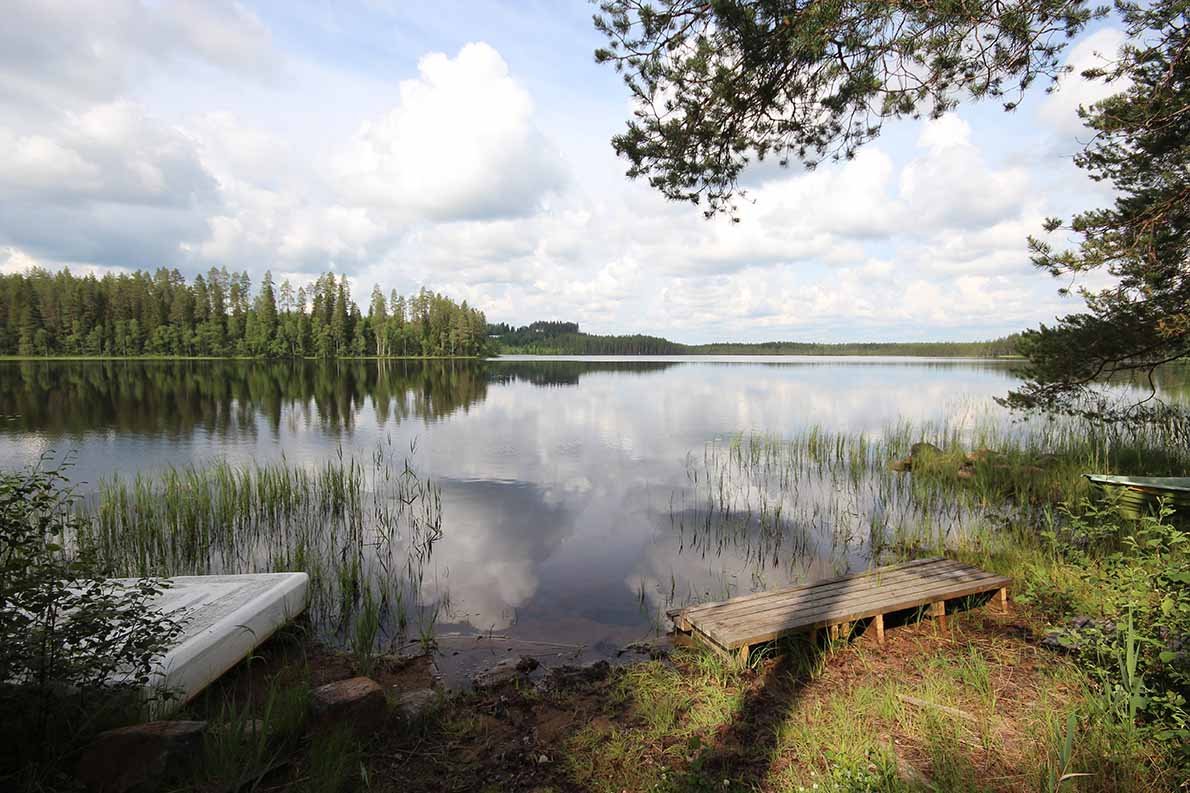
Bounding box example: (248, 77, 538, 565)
(657, 593, 1010, 792)
(670, 638, 826, 791)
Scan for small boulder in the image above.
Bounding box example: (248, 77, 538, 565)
(910, 442, 942, 459)
(965, 448, 997, 463)
(619, 639, 670, 660)
(1040, 631, 1075, 653)
(957, 466, 976, 480)
(1162, 634, 1189, 673)
(473, 656, 538, 689)
(310, 677, 386, 732)
(889, 457, 912, 473)
(540, 660, 611, 691)
(395, 688, 438, 720)
(77, 720, 207, 793)
(1041, 616, 1119, 654)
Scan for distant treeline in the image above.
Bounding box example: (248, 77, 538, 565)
(0, 268, 489, 358)
(488, 321, 1022, 357)
(487, 321, 682, 355)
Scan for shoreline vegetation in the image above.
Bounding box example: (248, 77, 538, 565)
(4, 409, 1182, 790)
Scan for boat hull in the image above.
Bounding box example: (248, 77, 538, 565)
(1085, 474, 1190, 518)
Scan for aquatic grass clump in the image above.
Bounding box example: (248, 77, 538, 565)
(669, 408, 1190, 603)
(74, 441, 445, 655)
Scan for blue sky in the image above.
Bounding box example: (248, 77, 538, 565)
(0, 1, 1128, 342)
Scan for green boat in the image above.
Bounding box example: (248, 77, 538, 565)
(1085, 474, 1190, 517)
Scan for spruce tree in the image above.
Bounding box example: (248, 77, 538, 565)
(257, 271, 279, 343)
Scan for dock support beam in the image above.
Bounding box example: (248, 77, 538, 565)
(997, 587, 1009, 614)
(930, 601, 948, 633)
(737, 644, 750, 667)
(873, 613, 885, 645)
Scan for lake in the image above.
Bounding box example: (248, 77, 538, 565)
(0, 356, 1177, 664)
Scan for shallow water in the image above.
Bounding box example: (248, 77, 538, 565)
(0, 356, 1175, 657)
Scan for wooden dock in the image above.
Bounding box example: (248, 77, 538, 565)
(668, 557, 1009, 662)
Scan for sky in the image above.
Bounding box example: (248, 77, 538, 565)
(0, 0, 1130, 343)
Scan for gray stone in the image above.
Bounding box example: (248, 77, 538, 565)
(310, 676, 386, 732)
(965, 448, 998, 463)
(77, 720, 207, 793)
(540, 660, 611, 691)
(473, 656, 538, 689)
(910, 442, 942, 459)
(1040, 631, 1073, 652)
(395, 688, 438, 720)
(620, 639, 669, 659)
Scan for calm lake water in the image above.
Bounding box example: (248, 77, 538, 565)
(0, 356, 1174, 660)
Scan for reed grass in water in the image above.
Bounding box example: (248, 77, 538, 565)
(671, 409, 1190, 587)
(75, 441, 443, 657)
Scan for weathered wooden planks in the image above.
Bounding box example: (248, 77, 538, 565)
(669, 558, 1009, 659)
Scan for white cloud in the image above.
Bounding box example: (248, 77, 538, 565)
(331, 42, 567, 222)
(0, 101, 218, 266)
(1040, 28, 1129, 139)
(0, 132, 99, 189)
(0, 247, 44, 275)
(0, 0, 276, 114)
(0, 1, 277, 269)
(0, 102, 212, 204)
(0, 245, 130, 278)
(158, 0, 276, 75)
(899, 116, 1031, 231)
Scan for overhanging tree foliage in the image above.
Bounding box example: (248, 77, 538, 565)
(596, 0, 1190, 424)
(594, 0, 1096, 217)
(1006, 0, 1189, 422)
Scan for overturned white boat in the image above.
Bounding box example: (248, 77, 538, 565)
(138, 572, 309, 714)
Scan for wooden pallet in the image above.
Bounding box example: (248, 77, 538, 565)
(667, 557, 1009, 663)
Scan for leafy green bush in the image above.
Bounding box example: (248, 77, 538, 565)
(1024, 495, 1189, 768)
(0, 466, 184, 789)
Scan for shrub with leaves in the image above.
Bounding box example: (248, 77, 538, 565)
(0, 465, 184, 787)
(1025, 495, 1189, 766)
